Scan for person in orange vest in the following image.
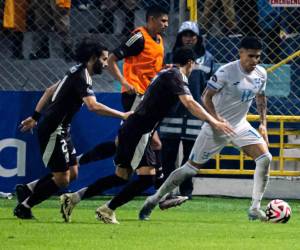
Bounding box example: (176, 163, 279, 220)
(65, 5, 169, 173)
(3, 0, 29, 59)
(29, 0, 73, 61)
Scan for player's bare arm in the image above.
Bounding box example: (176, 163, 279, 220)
(108, 53, 135, 94)
(179, 94, 234, 135)
(20, 81, 59, 132)
(83, 95, 133, 120)
(202, 87, 226, 122)
(256, 92, 269, 145)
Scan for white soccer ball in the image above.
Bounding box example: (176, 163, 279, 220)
(265, 199, 291, 223)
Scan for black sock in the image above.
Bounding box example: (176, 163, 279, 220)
(33, 173, 53, 192)
(154, 150, 162, 168)
(82, 174, 127, 199)
(79, 141, 116, 165)
(26, 178, 60, 208)
(154, 150, 164, 189)
(108, 175, 155, 210)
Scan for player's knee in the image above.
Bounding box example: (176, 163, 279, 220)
(53, 175, 70, 188)
(69, 165, 79, 181)
(257, 152, 272, 166)
(115, 166, 132, 180)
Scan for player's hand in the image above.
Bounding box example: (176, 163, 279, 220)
(259, 124, 269, 146)
(211, 120, 235, 136)
(19, 117, 37, 132)
(122, 111, 134, 120)
(122, 80, 136, 94)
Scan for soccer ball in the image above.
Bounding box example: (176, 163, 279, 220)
(265, 199, 291, 223)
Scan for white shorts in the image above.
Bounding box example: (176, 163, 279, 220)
(189, 121, 266, 164)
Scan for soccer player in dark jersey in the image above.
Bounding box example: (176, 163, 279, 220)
(74, 5, 168, 176)
(59, 46, 234, 224)
(13, 39, 132, 219)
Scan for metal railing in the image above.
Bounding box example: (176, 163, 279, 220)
(199, 115, 300, 176)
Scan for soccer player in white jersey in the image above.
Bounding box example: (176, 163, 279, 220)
(139, 36, 271, 221)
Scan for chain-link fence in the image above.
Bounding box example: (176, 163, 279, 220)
(0, 0, 299, 115)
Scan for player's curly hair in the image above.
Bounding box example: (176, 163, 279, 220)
(173, 46, 196, 66)
(75, 38, 107, 64)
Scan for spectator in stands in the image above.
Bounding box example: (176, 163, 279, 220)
(91, 0, 139, 36)
(202, 0, 238, 36)
(29, 0, 73, 61)
(2, 0, 29, 59)
(160, 21, 214, 199)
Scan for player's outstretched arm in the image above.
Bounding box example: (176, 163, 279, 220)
(256, 93, 269, 145)
(202, 88, 225, 122)
(20, 82, 59, 132)
(83, 95, 133, 120)
(179, 94, 234, 136)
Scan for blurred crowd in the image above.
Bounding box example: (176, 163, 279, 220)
(0, 0, 299, 62)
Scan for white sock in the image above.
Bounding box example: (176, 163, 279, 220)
(73, 187, 88, 203)
(27, 179, 39, 192)
(251, 153, 272, 210)
(150, 162, 198, 204)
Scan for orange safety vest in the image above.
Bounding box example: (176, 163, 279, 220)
(3, 0, 29, 32)
(123, 26, 164, 94)
(56, 0, 71, 8)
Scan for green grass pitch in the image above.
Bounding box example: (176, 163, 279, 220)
(0, 197, 299, 250)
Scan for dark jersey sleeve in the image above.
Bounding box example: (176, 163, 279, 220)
(113, 31, 145, 60)
(75, 75, 95, 99)
(167, 71, 191, 96)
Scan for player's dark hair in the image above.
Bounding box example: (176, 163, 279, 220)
(146, 5, 168, 22)
(173, 46, 196, 66)
(75, 39, 107, 64)
(239, 36, 262, 50)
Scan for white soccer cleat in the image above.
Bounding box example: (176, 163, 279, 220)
(248, 208, 267, 221)
(60, 193, 77, 222)
(95, 204, 119, 224)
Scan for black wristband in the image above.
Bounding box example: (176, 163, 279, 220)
(32, 111, 42, 121)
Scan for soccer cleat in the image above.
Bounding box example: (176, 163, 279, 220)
(139, 198, 157, 221)
(60, 193, 77, 222)
(15, 184, 32, 204)
(159, 196, 189, 210)
(248, 208, 268, 221)
(13, 203, 34, 219)
(95, 204, 119, 224)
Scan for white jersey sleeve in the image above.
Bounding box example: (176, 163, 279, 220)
(207, 65, 228, 91)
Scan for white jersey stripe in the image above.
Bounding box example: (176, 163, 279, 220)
(126, 32, 143, 47)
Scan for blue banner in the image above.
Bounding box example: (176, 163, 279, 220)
(0, 91, 123, 193)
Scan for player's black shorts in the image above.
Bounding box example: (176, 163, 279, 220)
(121, 92, 137, 111)
(38, 125, 77, 172)
(114, 116, 156, 170)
